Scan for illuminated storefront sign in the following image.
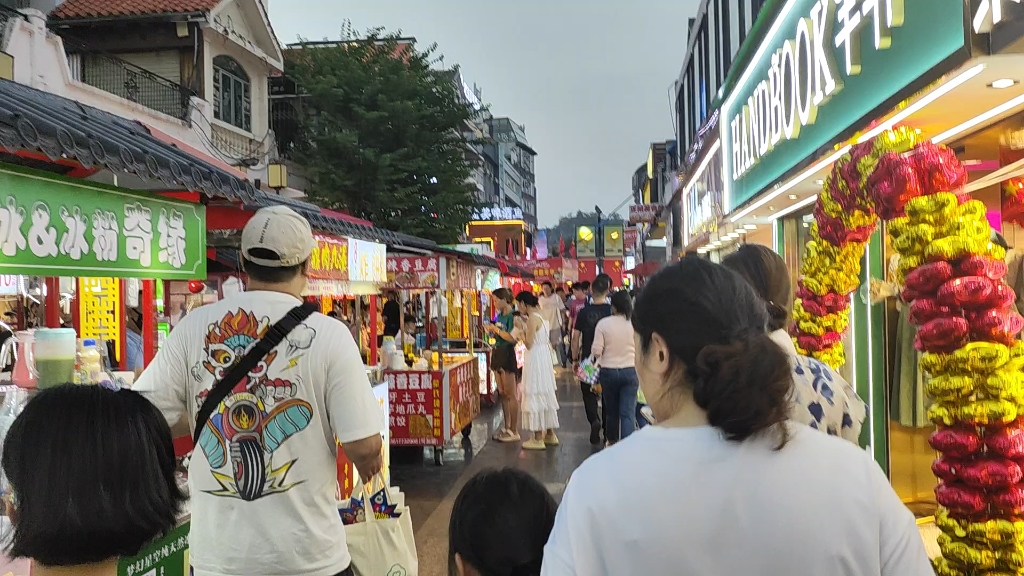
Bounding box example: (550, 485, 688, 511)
(684, 144, 724, 245)
(0, 165, 206, 279)
(309, 235, 349, 281)
(722, 0, 968, 211)
(349, 238, 387, 284)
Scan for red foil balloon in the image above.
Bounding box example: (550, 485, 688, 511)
(984, 283, 1017, 310)
(187, 280, 205, 294)
(909, 298, 960, 325)
(915, 316, 971, 353)
(868, 151, 922, 219)
(958, 256, 1009, 281)
(960, 458, 1024, 489)
(936, 276, 995, 309)
(796, 331, 842, 353)
(932, 456, 963, 482)
(969, 308, 1024, 345)
(986, 426, 1024, 459)
(931, 426, 984, 458)
(992, 485, 1024, 515)
(914, 142, 968, 195)
(904, 261, 955, 296)
(936, 482, 988, 515)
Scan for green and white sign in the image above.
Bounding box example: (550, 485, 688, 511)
(721, 0, 969, 212)
(118, 520, 189, 576)
(0, 164, 206, 279)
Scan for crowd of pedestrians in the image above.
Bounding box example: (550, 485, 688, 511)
(0, 207, 927, 576)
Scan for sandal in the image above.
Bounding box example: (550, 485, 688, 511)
(498, 430, 521, 443)
(492, 428, 509, 441)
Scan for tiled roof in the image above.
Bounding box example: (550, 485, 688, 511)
(50, 0, 220, 20)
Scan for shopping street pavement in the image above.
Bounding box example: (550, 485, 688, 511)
(389, 369, 597, 576)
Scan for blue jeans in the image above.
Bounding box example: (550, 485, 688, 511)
(599, 367, 639, 442)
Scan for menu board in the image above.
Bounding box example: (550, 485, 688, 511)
(386, 370, 443, 446)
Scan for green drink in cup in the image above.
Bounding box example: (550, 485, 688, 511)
(33, 329, 77, 389)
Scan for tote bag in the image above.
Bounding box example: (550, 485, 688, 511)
(346, 477, 418, 576)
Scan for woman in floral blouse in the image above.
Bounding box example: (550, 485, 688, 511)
(723, 244, 867, 443)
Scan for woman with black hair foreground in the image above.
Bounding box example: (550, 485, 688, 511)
(722, 244, 867, 443)
(2, 384, 185, 576)
(541, 258, 930, 575)
(449, 468, 556, 576)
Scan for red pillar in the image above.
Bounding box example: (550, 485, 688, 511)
(368, 295, 379, 366)
(44, 277, 60, 328)
(141, 279, 156, 365)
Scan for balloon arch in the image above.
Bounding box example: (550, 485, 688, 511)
(792, 126, 1024, 574)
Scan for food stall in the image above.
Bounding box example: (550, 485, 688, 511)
(0, 163, 205, 575)
(385, 253, 481, 465)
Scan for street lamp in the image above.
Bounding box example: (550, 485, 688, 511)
(595, 205, 604, 274)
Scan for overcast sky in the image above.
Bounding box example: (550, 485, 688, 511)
(268, 0, 700, 226)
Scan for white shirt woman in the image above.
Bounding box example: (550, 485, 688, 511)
(541, 258, 930, 576)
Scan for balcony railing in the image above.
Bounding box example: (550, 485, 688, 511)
(62, 38, 194, 122)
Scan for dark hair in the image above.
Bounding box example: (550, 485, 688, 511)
(632, 257, 793, 446)
(448, 468, 557, 576)
(578, 281, 590, 291)
(404, 317, 416, 325)
(541, 281, 553, 290)
(571, 283, 585, 293)
(491, 288, 514, 304)
(515, 291, 539, 307)
(610, 290, 633, 319)
(555, 286, 565, 294)
(3, 385, 185, 566)
(721, 244, 791, 332)
(591, 274, 611, 295)
(327, 311, 339, 318)
(243, 248, 305, 284)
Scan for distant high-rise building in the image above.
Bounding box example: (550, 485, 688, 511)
(483, 117, 538, 231)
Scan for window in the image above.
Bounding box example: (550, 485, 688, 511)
(213, 56, 251, 131)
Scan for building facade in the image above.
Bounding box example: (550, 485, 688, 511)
(0, 0, 292, 195)
(484, 116, 538, 231)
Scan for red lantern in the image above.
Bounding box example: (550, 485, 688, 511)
(188, 280, 205, 294)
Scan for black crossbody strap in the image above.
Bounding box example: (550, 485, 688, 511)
(193, 302, 318, 445)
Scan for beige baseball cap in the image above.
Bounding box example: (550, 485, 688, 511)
(241, 206, 316, 267)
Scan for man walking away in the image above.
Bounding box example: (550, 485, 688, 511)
(135, 206, 384, 576)
(567, 282, 589, 335)
(538, 281, 566, 367)
(571, 274, 613, 445)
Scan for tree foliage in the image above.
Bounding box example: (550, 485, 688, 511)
(286, 27, 479, 243)
(543, 211, 624, 256)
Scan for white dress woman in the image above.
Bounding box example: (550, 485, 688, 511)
(520, 306, 561, 451)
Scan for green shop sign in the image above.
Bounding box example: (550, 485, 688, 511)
(0, 164, 206, 279)
(118, 520, 189, 576)
(721, 0, 969, 212)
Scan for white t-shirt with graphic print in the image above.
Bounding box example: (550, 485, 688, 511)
(135, 290, 385, 576)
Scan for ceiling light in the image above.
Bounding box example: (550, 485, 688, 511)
(768, 206, 776, 211)
(697, 248, 708, 254)
(726, 233, 739, 239)
(935, 91, 1024, 143)
(990, 78, 1019, 89)
(743, 224, 758, 230)
(729, 145, 851, 223)
(788, 194, 799, 200)
(815, 179, 824, 185)
(737, 229, 748, 235)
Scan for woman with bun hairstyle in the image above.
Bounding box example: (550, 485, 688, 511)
(541, 257, 930, 576)
(722, 243, 867, 443)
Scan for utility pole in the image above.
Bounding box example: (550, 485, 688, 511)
(595, 205, 604, 274)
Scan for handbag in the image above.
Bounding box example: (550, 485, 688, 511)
(346, 475, 418, 576)
(193, 302, 318, 445)
(514, 341, 526, 369)
(575, 356, 600, 385)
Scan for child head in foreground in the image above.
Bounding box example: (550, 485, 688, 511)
(2, 384, 185, 570)
(449, 468, 557, 576)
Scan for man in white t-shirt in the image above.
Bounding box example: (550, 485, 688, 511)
(135, 206, 384, 576)
(538, 281, 566, 365)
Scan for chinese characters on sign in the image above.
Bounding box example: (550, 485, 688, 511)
(118, 521, 189, 576)
(78, 277, 123, 362)
(386, 370, 443, 446)
(449, 360, 479, 436)
(472, 206, 524, 221)
(0, 167, 206, 279)
(309, 235, 350, 281)
(387, 256, 442, 289)
(628, 204, 660, 224)
(349, 238, 388, 283)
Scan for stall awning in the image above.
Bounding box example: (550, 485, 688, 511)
(0, 78, 259, 202)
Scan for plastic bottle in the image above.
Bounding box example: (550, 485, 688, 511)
(80, 339, 103, 385)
